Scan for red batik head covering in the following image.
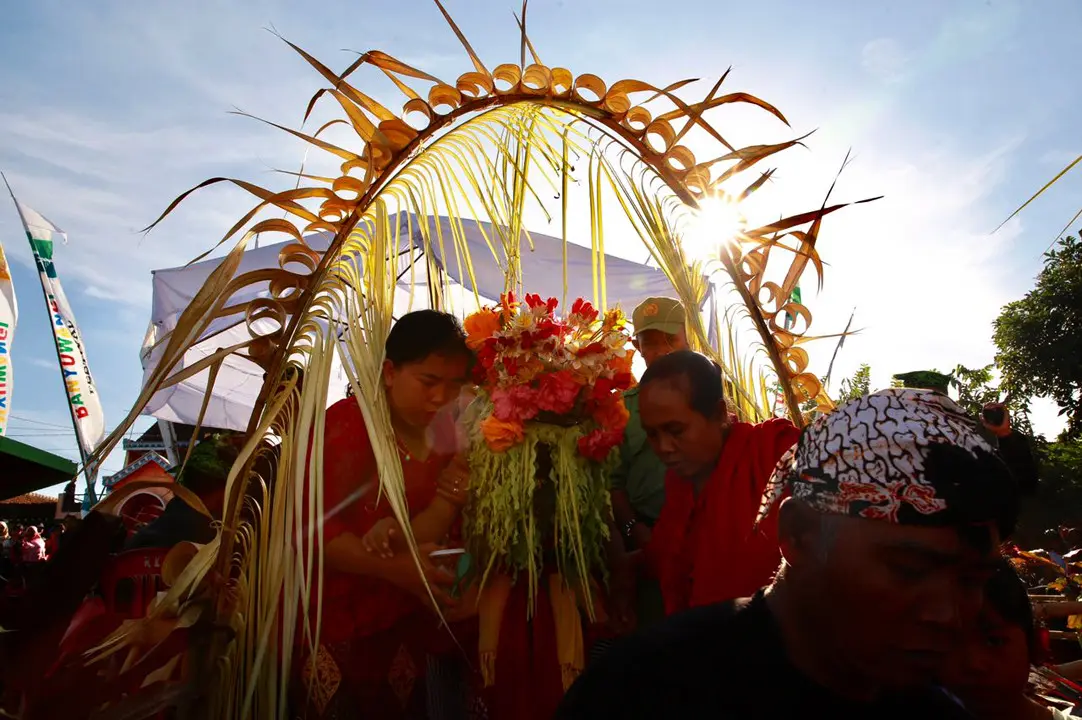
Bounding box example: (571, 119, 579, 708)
(758, 388, 1019, 533)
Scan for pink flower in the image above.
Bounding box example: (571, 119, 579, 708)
(491, 385, 540, 422)
(536, 370, 582, 415)
(578, 428, 623, 463)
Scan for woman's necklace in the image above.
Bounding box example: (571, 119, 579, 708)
(395, 436, 414, 462)
(394, 428, 429, 462)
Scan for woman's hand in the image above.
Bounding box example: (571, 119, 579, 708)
(384, 543, 458, 610)
(436, 454, 470, 506)
(441, 582, 480, 624)
(362, 517, 402, 559)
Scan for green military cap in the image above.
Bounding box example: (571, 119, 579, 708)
(892, 370, 952, 396)
(632, 297, 686, 336)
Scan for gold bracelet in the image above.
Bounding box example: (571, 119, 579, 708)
(437, 487, 468, 507)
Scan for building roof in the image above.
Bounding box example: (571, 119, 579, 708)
(103, 451, 173, 488)
(0, 436, 78, 502)
(0, 492, 57, 506)
(122, 422, 223, 452)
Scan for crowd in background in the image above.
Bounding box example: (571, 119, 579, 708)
(0, 519, 70, 594)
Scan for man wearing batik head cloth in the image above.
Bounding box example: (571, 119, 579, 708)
(559, 388, 1020, 719)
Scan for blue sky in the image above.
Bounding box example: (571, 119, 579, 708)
(0, 0, 1080, 485)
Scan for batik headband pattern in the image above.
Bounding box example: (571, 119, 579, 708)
(757, 388, 998, 526)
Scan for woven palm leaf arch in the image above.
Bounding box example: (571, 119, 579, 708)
(81, 2, 874, 717)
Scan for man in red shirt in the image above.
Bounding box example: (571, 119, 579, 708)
(638, 350, 799, 614)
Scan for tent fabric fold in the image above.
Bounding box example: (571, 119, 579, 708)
(141, 214, 709, 431)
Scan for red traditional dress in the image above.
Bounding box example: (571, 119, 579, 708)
(297, 398, 468, 718)
(645, 418, 800, 615)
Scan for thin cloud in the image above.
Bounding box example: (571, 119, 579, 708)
(861, 38, 908, 83)
(26, 356, 58, 370)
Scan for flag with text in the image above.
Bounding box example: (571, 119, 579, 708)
(12, 199, 106, 462)
(0, 241, 16, 435)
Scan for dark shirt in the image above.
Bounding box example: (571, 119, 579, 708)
(124, 498, 215, 550)
(557, 591, 972, 719)
(998, 431, 1039, 496)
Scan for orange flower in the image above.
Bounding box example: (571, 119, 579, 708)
(464, 308, 502, 350)
(593, 398, 630, 433)
(607, 350, 634, 376)
(480, 415, 525, 453)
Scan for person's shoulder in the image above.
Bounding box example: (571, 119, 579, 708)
(748, 416, 801, 456)
(557, 598, 759, 718)
(752, 416, 799, 436)
(326, 397, 365, 426)
(323, 398, 372, 454)
(632, 597, 761, 664)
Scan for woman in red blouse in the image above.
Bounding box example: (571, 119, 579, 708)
(638, 351, 800, 615)
(297, 310, 475, 718)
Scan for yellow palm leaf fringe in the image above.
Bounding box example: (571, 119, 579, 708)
(81, 2, 873, 716)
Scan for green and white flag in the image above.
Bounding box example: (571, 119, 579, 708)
(783, 285, 802, 331)
(0, 240, 16, 435)
(6, 189, 105, 487)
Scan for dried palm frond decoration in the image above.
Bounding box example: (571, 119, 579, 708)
(995, 153, 1081, 253)
(79, 1, 874, 716)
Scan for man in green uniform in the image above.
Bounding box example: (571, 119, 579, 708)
(610, 296, 689, 628)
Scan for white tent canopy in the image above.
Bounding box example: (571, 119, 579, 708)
(141, 214, 712, 431)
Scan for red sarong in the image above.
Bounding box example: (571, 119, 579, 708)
(298, 398, 459, 717)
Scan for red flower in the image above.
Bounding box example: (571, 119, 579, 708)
(536, 317, 566, 340)
(472, 363, 489, 385)
(502, 356, 520, 377)
(536, 370, 582, 415)
(577, 428, 623, 463)
(613, 371, 634, 391)
(591, 377, 617, 403)
(476, 342, 497, 371)
(571, 298, 599, 323)
(492, 385, 540, 422)
(577, 341, 606, 357)
(524, 294, 559, 314)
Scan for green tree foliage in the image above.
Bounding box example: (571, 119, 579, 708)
(175, 433, 239, 486)
(994, 235, 1082, 439)
(835, 364, 872, 404)
(1014, 437, 1082, 548)
(949, 364, 1033, 438)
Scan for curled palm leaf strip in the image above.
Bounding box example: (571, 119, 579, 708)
(81, 3, 872, 717)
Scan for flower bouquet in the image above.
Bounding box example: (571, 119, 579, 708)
(462, 293, 633, 688)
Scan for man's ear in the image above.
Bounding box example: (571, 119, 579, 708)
(713, 397, 729, 424)
(777, 498, 822, 571)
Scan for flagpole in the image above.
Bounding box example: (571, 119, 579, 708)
(2, 172, 97, 502)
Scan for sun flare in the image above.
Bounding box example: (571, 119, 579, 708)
(683, 197, 746, 264)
